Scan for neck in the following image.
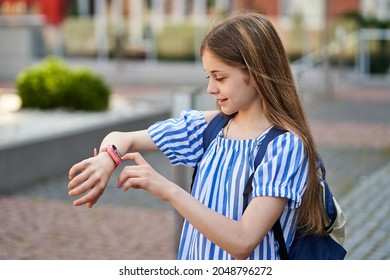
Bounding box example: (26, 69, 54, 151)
(235, 107, 270, 128)
(226, 110, 272, 140)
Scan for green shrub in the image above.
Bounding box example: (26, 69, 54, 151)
(16, 56, 111, 111)
(67, 69, 110, 111)
(16, 57, 72, 109)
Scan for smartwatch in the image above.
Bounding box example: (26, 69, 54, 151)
(99, 144, 122, 168)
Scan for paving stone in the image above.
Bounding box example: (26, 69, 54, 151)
(0, 65, 389, 260)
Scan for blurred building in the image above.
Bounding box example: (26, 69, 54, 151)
(0, 0, 389, 65)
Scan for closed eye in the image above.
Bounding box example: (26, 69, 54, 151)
(206, 76, 225, 82)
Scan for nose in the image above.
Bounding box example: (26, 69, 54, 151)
(207, 79, 219, 95)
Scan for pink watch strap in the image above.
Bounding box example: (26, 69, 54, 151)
(94, 145, 122, 168)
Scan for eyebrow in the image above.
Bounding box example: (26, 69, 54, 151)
(203, 69, 226, 74)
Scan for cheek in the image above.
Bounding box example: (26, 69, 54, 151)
(238, 85, 260, 105)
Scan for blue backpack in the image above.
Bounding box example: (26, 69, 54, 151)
(193, 113, 347, 260)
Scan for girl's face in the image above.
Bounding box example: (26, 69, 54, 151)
(202, 49, 260, 116)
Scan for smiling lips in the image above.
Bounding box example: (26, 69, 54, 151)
(217, 98, 228, 106)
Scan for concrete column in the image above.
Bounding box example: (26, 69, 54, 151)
(151, 0, 165, 30)
(111, 0, 125, 35)
(149, 0, 165, 61)
(215, 0, 230, 13)
(171, 0, 186, 22)
(111, 0, 126, 62)
(128, 0, 144, 47)
(192, 0, 207, 22)
(192, 0, 208, 62)
(94, 0, 109, 60)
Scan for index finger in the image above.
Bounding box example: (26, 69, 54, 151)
(69, 149, 96, 180)
(121, 152, 148, 166)
(68, 159, 88, 180)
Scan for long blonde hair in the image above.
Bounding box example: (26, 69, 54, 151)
(201, 12, 325, 236)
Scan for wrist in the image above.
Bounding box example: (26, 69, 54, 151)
(96, 144, 122, 169)
(165, 181, 183, 202)
(98, 151, 116, 169)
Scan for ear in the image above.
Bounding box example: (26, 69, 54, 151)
(242, 69, 252, 85)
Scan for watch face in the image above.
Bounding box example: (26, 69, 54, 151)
(112, 145, 122, 157)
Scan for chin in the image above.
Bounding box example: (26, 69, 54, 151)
(215, 102, 236, 116)
(221, 109, 236, 117)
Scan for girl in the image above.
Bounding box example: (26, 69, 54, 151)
(68, 12, 323, 260)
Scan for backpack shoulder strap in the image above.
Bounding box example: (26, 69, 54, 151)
(254, 126, 287, 167)
(273, 219, 289, 260)
(202, 112, 235, 151)
(242, 126, 288, 260)
(190, 112, 235, 193)
(243, 126, 287, 211)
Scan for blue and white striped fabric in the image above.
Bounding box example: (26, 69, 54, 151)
(148, 110, 308, 260)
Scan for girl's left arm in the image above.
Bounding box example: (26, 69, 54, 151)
(169, 186, 287, 260)
(119, 152, 287, 260)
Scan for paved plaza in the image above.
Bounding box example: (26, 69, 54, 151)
(0, 60, 389, 260)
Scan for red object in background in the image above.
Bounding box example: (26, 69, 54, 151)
(39, 0, 68, 25)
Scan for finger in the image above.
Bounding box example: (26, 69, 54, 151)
(121, 152, 148, 166)
(122, 177, 145, 191)
(73, 187, 102, 207)
(68, 169, 90, 190)
(117, 166, 143, 188)
(68, 175, 96, 197)
(68, 159, 89, 180)
(68, 163, 83, 180)
(87, 194, 100, 208)
(88, 195, 100, 208)
(68, 168, 93, 190)
(85, 195, 98, 208)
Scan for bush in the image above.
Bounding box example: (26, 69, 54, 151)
(16, 56, 111, 111)
(16, 57, 72, 109)
(67, 69, 110, 111)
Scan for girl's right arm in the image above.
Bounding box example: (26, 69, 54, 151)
(68, 130, 158, 208)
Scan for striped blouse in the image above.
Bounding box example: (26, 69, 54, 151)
(148, 110, 308, 260)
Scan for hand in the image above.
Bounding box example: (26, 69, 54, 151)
(118, 152, 175, 201)
(68, 152, 115, 207)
